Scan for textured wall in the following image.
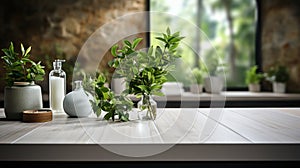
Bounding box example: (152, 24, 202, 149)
(0, 0, 146, 93)
(1, 0, 300, 96)
(261, 0, 300, 92)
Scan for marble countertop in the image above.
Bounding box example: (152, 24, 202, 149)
(1, 107, 300, 161)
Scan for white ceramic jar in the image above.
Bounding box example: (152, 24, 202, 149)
(63, 81, 93, 117)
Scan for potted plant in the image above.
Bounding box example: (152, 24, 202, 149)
(266, 65, 289, 93)
(109, 28, 184, 120)
(190, 67, 204, 94)
(1, 42, 45, 120)
(245, 65, 264, 92)
(203, 54, 225, 94)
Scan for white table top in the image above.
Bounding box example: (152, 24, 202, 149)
(1, 108, 300, 144)
(1, 108, 300, 161)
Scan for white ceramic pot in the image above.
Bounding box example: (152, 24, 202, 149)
(111, 77, 126, 95)
(248, 84, 261, 92)
(204, 76, 224, 94)
(63, 81, 93, 117)
(272, 82, 286, 93)
(4, 83, 43, 120)
(161, 82, 184, 95)
(190, 84, 203, 94)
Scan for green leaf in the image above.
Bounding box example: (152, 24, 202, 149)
(24, 46, 31, 57)
(155, 47, 163, 58)
(152, 91, 164, 96)
(137, 85, 147, 91)
(104, 112, 112, 120)
(20, 43, 25, 56)
(147, 46, 153, 56)
(123, 40, 131, 47)
(155, 37, 167, 43)
(166, 27, 171, 35)
(150, 84, 162, 90)
(132, 38, 143, 49)
(100, 86, 109, 92)
(9, 42, 14, 53)
(108, 60, 114, 67)
(111, 45, 118, 57)
(96, 108, 102, 117)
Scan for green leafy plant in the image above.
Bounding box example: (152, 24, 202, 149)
(245, 65, 264, 85)
(191, 68, 204, 84)
(266, 65, 289, 83)
(81, 28, 184, 122)
(108, 28, 184, 120)
(1, 42, 45, 86)
(110, 28, 184, 96)
(82, 71, 133, 122)
(202, 47, 227, 76)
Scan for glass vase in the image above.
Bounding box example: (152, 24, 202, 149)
(137, 95, 157, 120)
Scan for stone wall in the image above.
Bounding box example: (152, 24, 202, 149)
(1, 0, 300, 96)
(261, 0, 300, 92)
(0, 0, 146, 93)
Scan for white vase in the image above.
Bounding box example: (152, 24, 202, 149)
(111, 77, 126, 95)
(204, 76, 224, 94)
(190, 84, 203, 94)
(248, 84, 261, 92)
(273, 82, 286, 93)
(4, 82, 43, 120)
(63, 81, 93, 117)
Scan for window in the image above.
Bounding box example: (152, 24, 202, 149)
(150, 0, 257, 88)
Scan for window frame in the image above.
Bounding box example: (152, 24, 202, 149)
(147, 0, 262, 91)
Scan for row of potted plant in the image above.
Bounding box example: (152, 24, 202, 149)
(189, 64, 290, 94)
(245, 65, 289, 93)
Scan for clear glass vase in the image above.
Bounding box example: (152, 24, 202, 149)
(137, 95, 157, 120)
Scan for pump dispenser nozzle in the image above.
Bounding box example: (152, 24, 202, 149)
(53, 59, 66, 70)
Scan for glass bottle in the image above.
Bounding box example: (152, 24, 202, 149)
(49, 59, 66, 113)
(137, 95, 157, 120)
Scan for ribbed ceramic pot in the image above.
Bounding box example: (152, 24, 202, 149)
(273, 82, 286, 93)
(248, 84, 261, 92)
(204, 76, 224, 94)
(4, 82, 43, 120)
(190, 84, 203, 94)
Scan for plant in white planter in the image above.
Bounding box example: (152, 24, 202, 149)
(203, 55, 225, 94)
(1, 42, 45, 120)
(190, 68, 204, 94)
(266, 65, 289, 93)
(245, 65, 264, 92)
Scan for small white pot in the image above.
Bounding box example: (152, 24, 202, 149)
(248, 84, 261, 92)
(273, 82, 286, 93)
(111, 77, 126, 95)
(190, 84, 203, 94)
(161, 82, 184, 95)
(204, 76, 224, 94)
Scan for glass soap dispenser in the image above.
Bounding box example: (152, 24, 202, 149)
(49, 59, 66, 113)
